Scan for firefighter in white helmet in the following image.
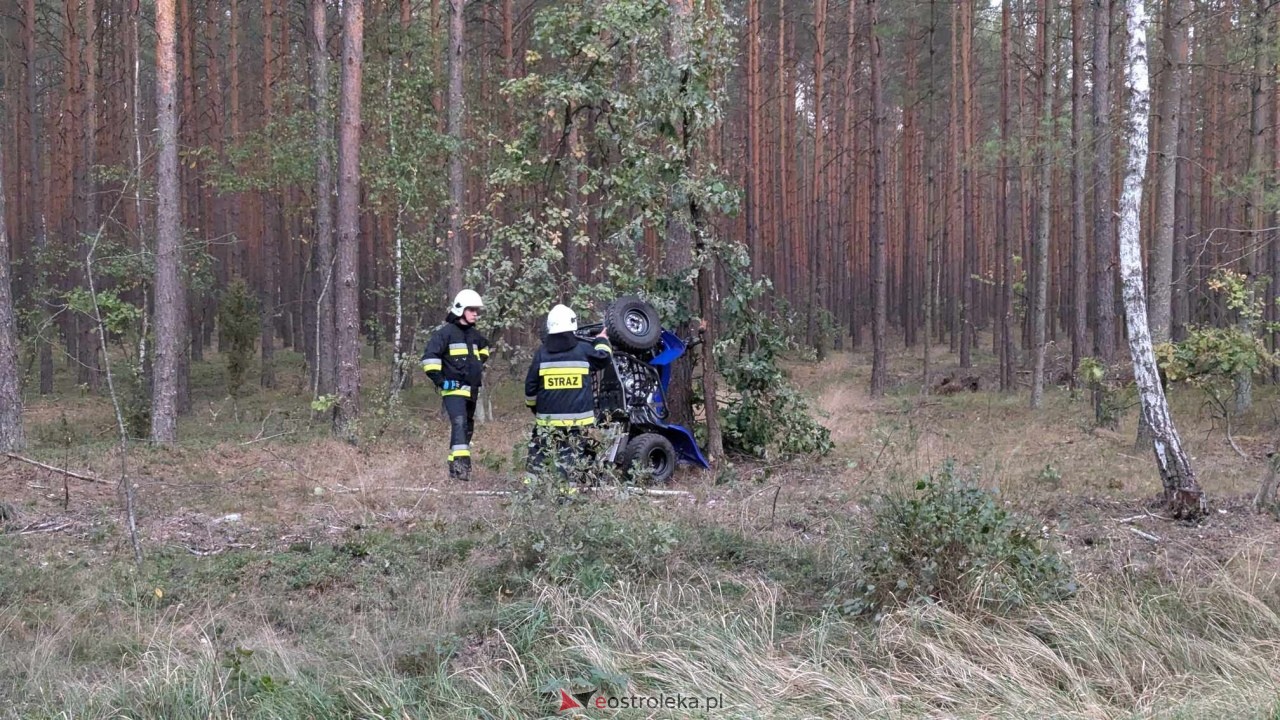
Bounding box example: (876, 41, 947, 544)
(421, 289, 490, 481)
(523, 304, 612, 482)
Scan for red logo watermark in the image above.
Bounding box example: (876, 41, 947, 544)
(556, 687, 724, 714)
(558, 689, 585, 712)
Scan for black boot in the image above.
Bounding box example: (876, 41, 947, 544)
(449, 457, 471, 481)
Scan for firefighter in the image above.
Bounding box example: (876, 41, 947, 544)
(421, 289, 490, 481)
(524, 304, 613, 482)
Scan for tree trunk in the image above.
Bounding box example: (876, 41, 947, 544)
(1239, 0, 1269, 414)
(903, 27, 919, 350)
(230, 0, 243, 278)
(179, 0, 200, 374)
(1117, 0, 1206, 519)
(660, 0, 699, 431)
(0, 138, 24, 451)
(807, 0, 827, 351)
(259, 0, 277, 389)
(151, 0, 181, 444)
(777, 0, 791, 305)
(78, 0, 102, 392)
(1172, 71, 1190, 341)
(334, 0, 364, 436)
(959, 0, 975, 368)
(1000, 0, 1015, 391)
(1094, 0, 1116, 364)
(25, 0, 53, 395)
(1071, 0, 1087, 387)
(923, 0, 936, 390)
(869, 0, 888, 397)
(447, 0, 465, 296)
(1031, 0, 1052, 408)
(747, 0, 761, 283)
(311, 0, 337, 398)
(1149, 0, 1185, 344)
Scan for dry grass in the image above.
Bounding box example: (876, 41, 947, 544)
(6, 342, 1280, 717)
(7, 554, 1280, 719)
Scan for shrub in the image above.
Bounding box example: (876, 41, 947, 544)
(716, 249, 833, 459)
(835, 462, 1075, 619)
(219, 279, 258, 399)
(500, 494, 682, 594)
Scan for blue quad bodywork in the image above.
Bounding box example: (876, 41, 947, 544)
(645, 330, 711, 469)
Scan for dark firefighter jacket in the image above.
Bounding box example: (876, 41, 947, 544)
(421, 316, 490, 398)
(524, 332, 613, 426)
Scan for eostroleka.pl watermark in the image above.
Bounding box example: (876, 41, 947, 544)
(558, 688, 725, 713)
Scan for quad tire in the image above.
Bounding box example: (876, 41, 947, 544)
(619, 432, 677, 485)
(604, 296, 662, 353)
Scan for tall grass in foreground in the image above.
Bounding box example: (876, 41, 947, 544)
(5, 561, 1280, 719)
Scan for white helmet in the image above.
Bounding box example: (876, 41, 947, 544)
(449, 289, 484, 317)
(546, 304, 578, 334)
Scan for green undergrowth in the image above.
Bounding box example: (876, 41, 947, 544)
(5, 467, 1280, 719)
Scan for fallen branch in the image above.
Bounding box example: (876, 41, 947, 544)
(3, 453, 111, 485)
(1225, 425, 1250, 460)
(184, 542, 254, 556)
(239, 431, 295, 446)
(11, 521, 75, 535)
(1128, 527, 1161, 543)
(333, 485, 513, 497)
(251, 409, 279, 442)
(589, 486, 691, 497)
(331, 485, 693, 498)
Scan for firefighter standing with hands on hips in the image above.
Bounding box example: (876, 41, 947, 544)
(421, 289, 490, 481)
(524, 304, 612, 481)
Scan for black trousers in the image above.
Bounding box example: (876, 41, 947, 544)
(444, 395, 476, 478)
(526, 425, 597, 482)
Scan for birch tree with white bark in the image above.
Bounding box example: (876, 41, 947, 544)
(1117, 0, 1206, 518)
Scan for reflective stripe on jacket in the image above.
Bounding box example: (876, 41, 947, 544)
(524, 332, 612, 426)
(421, 317, 490, 390)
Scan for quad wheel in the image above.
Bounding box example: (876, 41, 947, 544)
(604, 296, 662, 353)
(619, 432, 677, 485)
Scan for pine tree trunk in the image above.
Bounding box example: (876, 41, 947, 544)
(1000, 0, 1015, 391)
(1239, 0, 1269, 414)
(311, 0, 337, 398)
(179, 0, 201, 373)
(869, 0, 888, 397)
(334, 0, 364, 435)
(1071, 0, 1087, 387)
(1117, 0, 1206, 519)
(25, 0, 53, 395)
(447, 0, 465, 296)
(959, 0, 975, 369)
(661, 0, 698, 431)
(0, 139, 24, 451)
(1172, 74, 1190, 341)
(151, 0, 181, 444)
(1031, 0, 1052, 408)
(807, 0, 827, 351)
(229, 0, 243, 278)
(778, 0, 790, 305)
(1094, 0, 1116, 364)
(259, 0, 277, 389)
(903, 31, 919, 350)
(842, 0, 859, 348)
(1149, 0, 1184, 344)
(78, 0, 102, 392)
(923, 0, 937, 389)
(747, 0, 761, 281)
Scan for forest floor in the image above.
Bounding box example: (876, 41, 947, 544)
(4, 339, 1280, 719)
